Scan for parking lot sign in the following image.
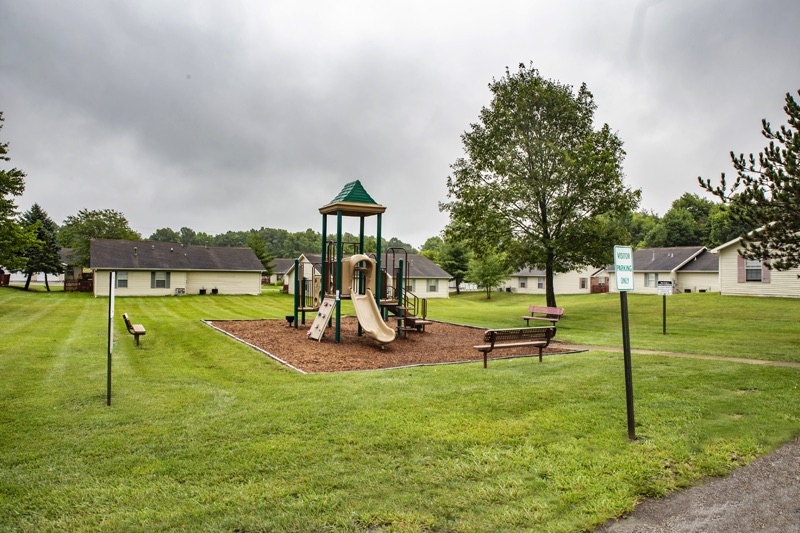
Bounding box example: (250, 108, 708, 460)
(614, 245, 634, 291)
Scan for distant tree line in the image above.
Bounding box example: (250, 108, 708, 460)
(148, 226, 417, 258)
(622, 192, 755, 250)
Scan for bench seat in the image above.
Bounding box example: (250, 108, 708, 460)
(522, 306, 564, 326)
(122, 313, 147, 346)
(474, 326, 556, 368)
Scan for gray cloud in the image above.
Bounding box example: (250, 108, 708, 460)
(2, 0, 799, 247)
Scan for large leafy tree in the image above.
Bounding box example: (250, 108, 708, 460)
(59, 208, 141, 266)
(643, 208, 700, 247)
(442, 64, 639, 307)
(0, 112, 38, 272)
(419, 236, 444, 262)
(437, 239, 471, 295)
(19, 203, 62, 290)
(699, 89, 800, 270)
(465, 252, 511, 299)
(149, 227, 181, 242)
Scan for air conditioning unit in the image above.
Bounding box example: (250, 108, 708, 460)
(175, 287, 186, 295)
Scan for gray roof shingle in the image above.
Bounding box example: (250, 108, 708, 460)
(89, 239, 264, 271)
(632, 246, 705, 271)
(678, 249, 719, 272)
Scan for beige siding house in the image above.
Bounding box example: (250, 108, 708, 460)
(712, 237, 800, 297)
(400, 254, 452, 299)
(90, 239, 263, 297)
(285, 253, 452, 299)
(607, 247, 719, 294)
(500, 266, 601, 295)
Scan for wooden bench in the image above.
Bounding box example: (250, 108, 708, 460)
(521, 305, 564, 326)
(122, 313, 147, 346)
(474, 326, 556, 368)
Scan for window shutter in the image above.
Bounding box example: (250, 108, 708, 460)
(151, 272, 156, 288)
(166, 272, 171, 289)
(737, 255, 745, 283)
(762, 261, 771, 284)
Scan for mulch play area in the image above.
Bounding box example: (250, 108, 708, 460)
(208, 316, 573, 373)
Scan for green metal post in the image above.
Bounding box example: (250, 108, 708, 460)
(397, 258, 404, 331)
(335, 210, 343, 343)
(375, 213, 382, 307)
(321, 215, 327, 301)
(358, 217, 365, 337)
(293, 259, 299, 329)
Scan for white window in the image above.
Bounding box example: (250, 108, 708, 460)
(745, 259, 762, 282)
(406, 279, 414, 292)
(519, 277, 527, 289)
(428, 279, 438, 292)
(151, 271, 171, 289)
(537, 277, 544, 289)
(579, 277, 587, 289)
(116, 271, 128, 288)
(645, 273, 659, 287)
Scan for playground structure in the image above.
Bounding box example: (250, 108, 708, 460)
(293, 180, 431, 344)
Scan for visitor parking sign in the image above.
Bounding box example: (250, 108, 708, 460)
(614, 245, 634, 291)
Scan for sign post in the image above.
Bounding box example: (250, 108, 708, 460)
(657, 280, 673, 335)
(614, 246, 636, 440)
(107, 271, 116, 406)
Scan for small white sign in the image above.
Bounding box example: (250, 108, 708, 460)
(614, 245, 634, 291)
(657, 280, 673, 296)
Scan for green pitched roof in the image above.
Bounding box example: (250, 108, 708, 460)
(328, 180, 378, 205)
(319, 180, 386, 216)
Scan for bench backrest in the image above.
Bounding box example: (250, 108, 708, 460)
(122, 313, 134, 333)
(484, 326, 556, 344)
(528, 305, 564, 316)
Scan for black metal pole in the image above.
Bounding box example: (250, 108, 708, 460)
(107, 272, 113, 406)
(620, 290, 635, 440)
(662, 294, 667, 335)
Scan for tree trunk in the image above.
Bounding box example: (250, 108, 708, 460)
(545, 249, 557, 308)
(485, 286, 491, 299)
(24, 273, 32, 291)
(455, 280, 461, 295)
(44, 273, 51, 292)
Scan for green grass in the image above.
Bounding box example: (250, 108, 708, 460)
(1, 289, 799, 531)
(430, 291, 800, 362)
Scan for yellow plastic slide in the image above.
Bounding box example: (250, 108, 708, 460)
(348, 254, 396, 345)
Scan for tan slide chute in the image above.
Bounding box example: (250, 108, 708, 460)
(348, 254, 396, 344)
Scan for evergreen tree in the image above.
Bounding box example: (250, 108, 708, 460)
(246, 233, 275, 277)
(19, 204, 62, 290)
(700, 90, 800, 269)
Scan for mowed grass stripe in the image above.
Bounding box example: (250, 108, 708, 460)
(1, 289, 800, 531)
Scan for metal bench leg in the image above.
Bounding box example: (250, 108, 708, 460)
(134, 334, 140, 347)
(538, 346, 543, 362)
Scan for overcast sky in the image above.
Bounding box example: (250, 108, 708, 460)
(2, 1, 798, 248)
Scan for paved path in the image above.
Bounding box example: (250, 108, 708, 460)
(594, 436, 800, 532)
(558, 343, 800, 369)
(562, 344, 800, 531)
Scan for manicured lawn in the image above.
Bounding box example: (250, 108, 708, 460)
(431, 291, 800, 363)
(1, 289, 798, 531)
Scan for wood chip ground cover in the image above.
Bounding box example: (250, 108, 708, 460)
(210, 316, 570, 372)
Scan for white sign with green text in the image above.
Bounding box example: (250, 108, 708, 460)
(614, 245, 634, 291)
